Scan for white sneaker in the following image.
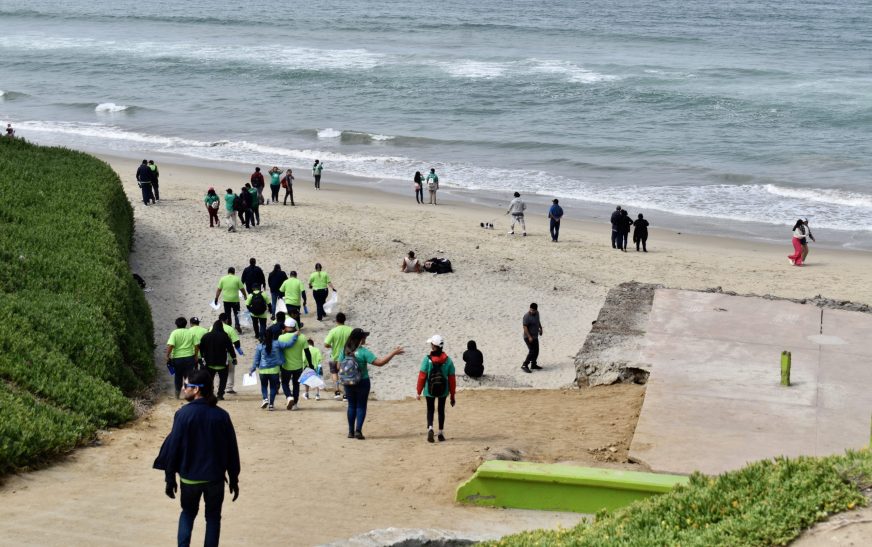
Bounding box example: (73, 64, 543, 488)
(286, 396, 294, 410)
(315, 393, 321, 401)
(303, 392, 310, 400)
(507, 231, 514, 235)
(260, 399, 269, 409)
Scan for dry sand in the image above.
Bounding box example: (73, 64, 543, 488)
(1, 155, 871, 545)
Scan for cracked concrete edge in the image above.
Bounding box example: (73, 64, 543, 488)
(574, 282, 661, 388)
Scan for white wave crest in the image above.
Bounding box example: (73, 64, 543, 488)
(764, 184, 872, 208)
(437, 60, 507, 79)
(0, 90, 5, 97)
(95, 102, 128, 113)
(526, 59, 618, 83)
(317, 128, 342, 139)
(369, 133, 394, 141)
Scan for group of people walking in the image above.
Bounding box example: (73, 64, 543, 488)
(135, 159, 161, 206)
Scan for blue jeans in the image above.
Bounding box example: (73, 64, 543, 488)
(611, 228, 621, 249)
(259, 373, 279, 404)
(344, 378, 371, 434)
(178, 480, 224, 547)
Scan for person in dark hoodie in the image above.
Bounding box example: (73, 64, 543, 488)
(267, 264, 289, 319)
(199, 320, 237, 399)
(136, 159, 155, 206)
(610, 205, 622, 249)
(241, 257, 266, 294)
(239, 185, 253, 229)
(153, 368, 240, 547)
(618, 209, 633, 252)
(462, 340, 484, 378)
(416, 334, 456, 442)
(633, 213, 650, 252)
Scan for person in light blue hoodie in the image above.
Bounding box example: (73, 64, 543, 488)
(249, 320, 298, 410)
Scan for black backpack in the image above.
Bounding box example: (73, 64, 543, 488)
(428, 359, 446, 397)
(249, 292, 267, 315)
(232, 195, 243, 212)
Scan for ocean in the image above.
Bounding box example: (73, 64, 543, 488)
(1, 0, 871, 247)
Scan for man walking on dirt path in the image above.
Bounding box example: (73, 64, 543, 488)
(324, 312, 353, 400)
(521, 303, 543, 373)
(153, 369, 240, 547)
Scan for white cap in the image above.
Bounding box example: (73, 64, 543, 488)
(284, 317, 297, 328)
(427, 334, 444, 347)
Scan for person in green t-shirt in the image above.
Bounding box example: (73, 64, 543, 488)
(245, 284, 272, 340)
(303, 338, 323, 401)
(308, 262, 336, 321)
(214, 267, 247, 332)
(218, 313, 243, 394)
(415, 334, 457, 443)
(278, 271, 307, 327)
(324, 312, 353, 399)
(188, 317, 209, 365)
(278, 318, 311, 410)
(341, 328, 404, 440)
(166, 317, 199, 398)
(223, 188, 237, 233)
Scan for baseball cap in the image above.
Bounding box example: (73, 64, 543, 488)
(284, 317, 297, 328)
(427, 334, 444, 347)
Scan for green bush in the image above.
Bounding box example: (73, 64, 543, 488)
(0, 382, 95, 475)
(485, 450, 872, 546)
(0, 138, 152, 473)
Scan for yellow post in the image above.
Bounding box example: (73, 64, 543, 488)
(780, 351, 791, 387)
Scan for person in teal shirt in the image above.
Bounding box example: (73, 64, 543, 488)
(341, 328, 404, 440)
(223, 188, 237, 232)
(204, 188, 221, 228)
(268, 166, 282, 204)
(415, 334, 456, 443)
(247, 184, 260, 226)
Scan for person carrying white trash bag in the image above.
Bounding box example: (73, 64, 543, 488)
(301, 338, 326, 401)
(323, 290, 339, 316)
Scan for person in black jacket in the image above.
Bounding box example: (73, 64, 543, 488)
(136, 159, 155, 206)
(609, 205, 622, 249)
(199, 320, 237, 399)
(241, 257, 266, 294)
(153, 369, 240, 547)
(239, 186, 253, 228)
(462, 340, 484, 378)
(633, 213, 650, 252)
(267, 264, 288, 318)
(618, 209, 633, 252)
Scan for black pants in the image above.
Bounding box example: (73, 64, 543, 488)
(523, 337, 539, 367)
(283, 186, 295, 205)
(152, 180, 160, 200)
(426, 396, 447, 429)
(178, 480, 224, 547)
(140, 183, 154, 205)
(281, 368, 302, 402)
(224, 302, 241, 329)
(314, 175, 321, 189)
(313, 288, 329, 320)
(207, 367, 229, 397)
(415, 188, 423, 203)
(252, 316, 266, 339)
(172, 356, 197, 396)
(611, 229, 621, 249)
(251, 207, 260, 226)
(621, 232, 629, 250)
(635, 233, 648, 251)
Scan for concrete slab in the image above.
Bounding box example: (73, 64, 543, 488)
(630, 290, 872, 476)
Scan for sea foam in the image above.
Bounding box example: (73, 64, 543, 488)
(95, 102, 128, 113)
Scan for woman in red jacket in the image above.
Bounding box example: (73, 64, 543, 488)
(416, 334, 456, 443)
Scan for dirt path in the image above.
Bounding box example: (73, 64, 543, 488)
(0, 386, 643, 546)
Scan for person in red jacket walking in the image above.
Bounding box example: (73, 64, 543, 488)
(250, 166, 265, 205)
(416, 334, 456, 443)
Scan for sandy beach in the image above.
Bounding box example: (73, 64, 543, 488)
(2, 154, 871, 545)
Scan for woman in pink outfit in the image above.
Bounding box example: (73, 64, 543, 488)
(787, 219, 806, 266)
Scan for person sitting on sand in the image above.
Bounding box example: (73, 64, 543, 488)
(416, 334, 456, 443)
(462, 340, 484, 378)
(402, 251, 422, 273)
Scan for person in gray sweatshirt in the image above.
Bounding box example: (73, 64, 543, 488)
(506, 192, 527, 236)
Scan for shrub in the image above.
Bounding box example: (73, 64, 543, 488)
(484, 450, 872, 546)
(0, 137, 152, 473)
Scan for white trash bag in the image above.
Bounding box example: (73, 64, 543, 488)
(301, 367, 326, 389)
(239, 311, 253, 329)
(242, 372, 257, 387)
(323, 292, 339, 315)
(275, 298, 288, 315)
(209, 300, 220, 311)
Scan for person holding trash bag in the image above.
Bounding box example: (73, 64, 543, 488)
(416, 334, 456, 442)
(308, 263, 336, 321)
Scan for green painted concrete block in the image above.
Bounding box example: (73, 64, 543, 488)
(456, 461, 689, 514)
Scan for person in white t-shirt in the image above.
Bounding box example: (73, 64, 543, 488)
(401, 251, 422, 273)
